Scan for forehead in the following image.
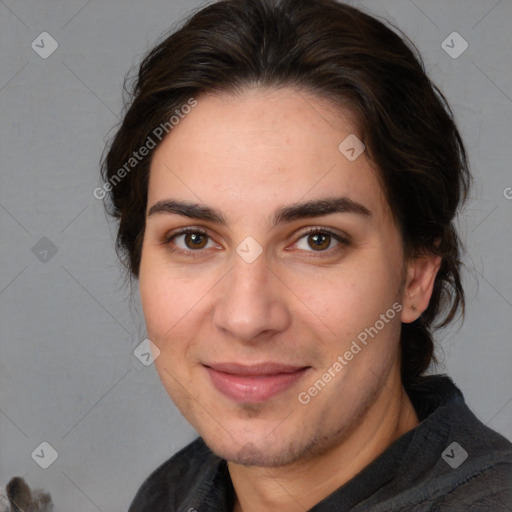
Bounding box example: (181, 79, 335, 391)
(148, 87, 390, 224)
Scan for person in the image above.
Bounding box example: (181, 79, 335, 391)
(100, 0, 512, 510)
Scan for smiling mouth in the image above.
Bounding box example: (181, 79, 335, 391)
(203, 362, 311, 403)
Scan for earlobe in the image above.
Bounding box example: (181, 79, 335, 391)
(401, 253, 442, 323)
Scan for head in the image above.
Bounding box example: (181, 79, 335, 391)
(101, 0, 470, 466)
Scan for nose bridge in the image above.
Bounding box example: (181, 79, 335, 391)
(213, 251, 289, 341)
(233, 251, 272, 298)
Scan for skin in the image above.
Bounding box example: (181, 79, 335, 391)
(138, 87, 441, 512)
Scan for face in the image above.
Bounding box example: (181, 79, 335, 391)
(139, 87, 416, 467)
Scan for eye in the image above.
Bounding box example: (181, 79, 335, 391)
(164, 228, 218, 253)
(293, 228, 349, 254)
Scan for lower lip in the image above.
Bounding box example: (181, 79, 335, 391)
(205, 367, 309, 403)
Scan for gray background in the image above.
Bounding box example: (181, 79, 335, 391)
(1, 0, 511, 510)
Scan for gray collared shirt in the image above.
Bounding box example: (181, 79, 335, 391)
(128, 375, 512, 511)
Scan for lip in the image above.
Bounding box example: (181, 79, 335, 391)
(204, 362, 310, 403)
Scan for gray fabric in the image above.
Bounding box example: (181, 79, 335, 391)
(128, 375, 512, 511)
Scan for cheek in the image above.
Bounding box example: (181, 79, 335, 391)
(138, 255, 188, 344)
(139, 273, 169, 341)
(139, 269, 195, 394)
(138, 256, 217, 363)
(139, 240, 180, 308)
(284, 258, 399, 339)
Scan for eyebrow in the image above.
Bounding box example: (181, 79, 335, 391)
(147, 197, 371, 226)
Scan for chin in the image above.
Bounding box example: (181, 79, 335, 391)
(211, 438, 304, 467)
(196, 417, 322, 467)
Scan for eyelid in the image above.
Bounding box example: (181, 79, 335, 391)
(294, 226, 350, 243)
(287, 226, 351, 254)
(163, 226, 221, 258)
(162, 225, 350, 257)
(163, 226, 210, 245)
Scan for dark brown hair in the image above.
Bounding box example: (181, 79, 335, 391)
(101, 0, 470, 395)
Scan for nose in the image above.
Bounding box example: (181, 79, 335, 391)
(213, 252, 291, 343)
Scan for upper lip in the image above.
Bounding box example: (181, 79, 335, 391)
(204, 362, 309, 376)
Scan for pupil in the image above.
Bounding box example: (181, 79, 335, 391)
(186, 233, 206, 248)
(309, 233, 329, 250)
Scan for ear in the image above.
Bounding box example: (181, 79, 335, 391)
(401, 252, 442, 323)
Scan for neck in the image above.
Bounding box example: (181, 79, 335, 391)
(229, 370, 419, 512)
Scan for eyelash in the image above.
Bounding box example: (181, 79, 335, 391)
(163, 226, 350, 259)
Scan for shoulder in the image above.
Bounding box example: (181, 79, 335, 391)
(382, 376, 512, 511)
(431, 411, 512, 511)
(127, 437, 221, 512)
(431, 458, 512, 511)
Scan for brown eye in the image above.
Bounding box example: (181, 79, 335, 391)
(293, 228, 349, 255)
(183, 232, 208, 249)
(165, 229, 216, 253)
(307, 232, 332, 251)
